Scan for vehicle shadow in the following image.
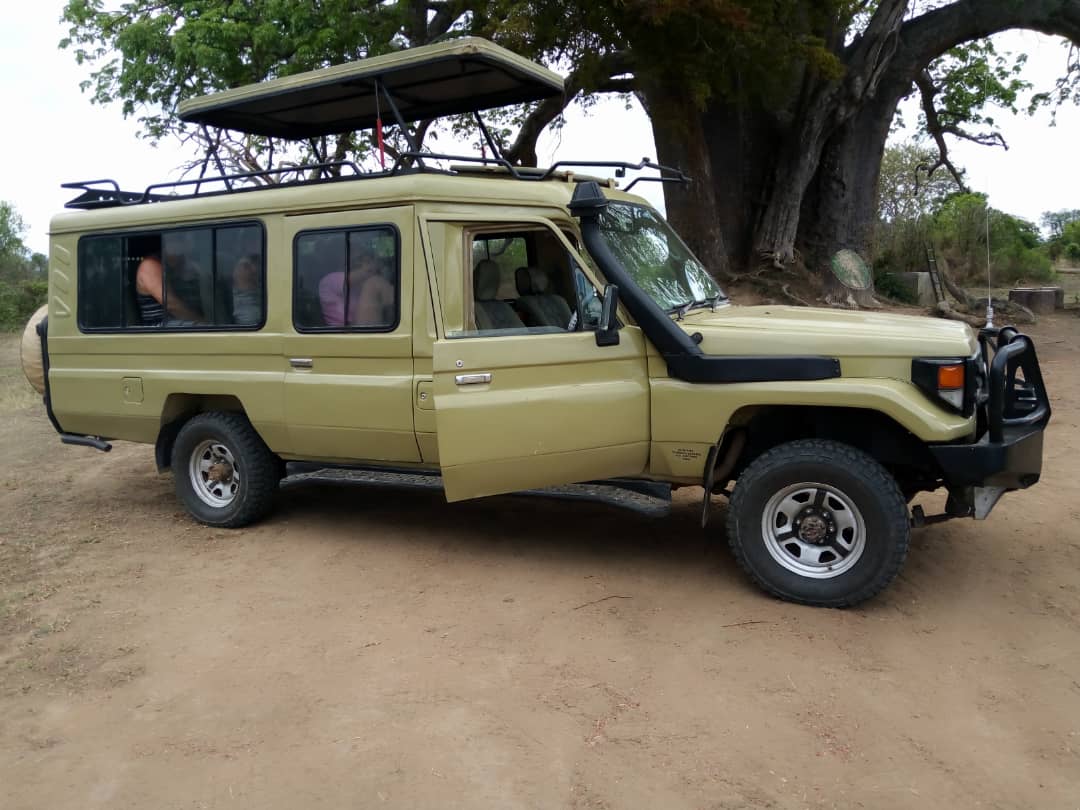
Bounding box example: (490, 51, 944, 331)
(272, 476, 750, 590)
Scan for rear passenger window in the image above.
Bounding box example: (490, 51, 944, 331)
(293, 226, 399, 331)
(77, 222, 264, 331)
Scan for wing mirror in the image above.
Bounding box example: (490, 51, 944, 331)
(595, 284, 620, 347)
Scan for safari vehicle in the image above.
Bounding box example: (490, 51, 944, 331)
(26, 39, 1051, 607)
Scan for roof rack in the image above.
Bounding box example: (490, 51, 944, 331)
(62, 154, 689, 211)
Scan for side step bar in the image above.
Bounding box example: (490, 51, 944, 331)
(60, 434, 112, 452)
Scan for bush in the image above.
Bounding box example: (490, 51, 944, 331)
(992, 243, 1055, 285)
(0, 278, 47, 331)
(873, 270, 918, 304)
(1065, 242, 1080, 263)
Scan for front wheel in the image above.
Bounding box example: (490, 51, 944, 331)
(726, 439, 910, 607)
(172, 412, 280, 528)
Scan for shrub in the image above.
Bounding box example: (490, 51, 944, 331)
(992, 244, 1055, 285)
(873, 270, 918, 304)
(0, 278, 47, 331)
(1065, 242, 1080, 263)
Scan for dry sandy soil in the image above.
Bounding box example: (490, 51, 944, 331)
(1, 314, 1079, 810)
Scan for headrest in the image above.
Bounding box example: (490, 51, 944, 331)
(514, 266, 549, 295)
(474, 259, 501, 301)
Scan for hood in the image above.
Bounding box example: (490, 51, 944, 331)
(681, 305, 978, 359)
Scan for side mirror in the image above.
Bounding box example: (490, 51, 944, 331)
(595, 284, 620, 347)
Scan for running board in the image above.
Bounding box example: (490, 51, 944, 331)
(281, 464, 671, 518)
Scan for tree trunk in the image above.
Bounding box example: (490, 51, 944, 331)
(644, 86, 731, 279)
(699, 100, 785, 269)
(795, 80, 906, 304)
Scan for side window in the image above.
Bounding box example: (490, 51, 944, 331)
(77, 222, 264, 331)
(460, 226, 590, 337)
(293, 226, 399, 331)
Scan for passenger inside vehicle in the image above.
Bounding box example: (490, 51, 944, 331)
(134, 252, 202, 325)
(319, 248, 395, 327)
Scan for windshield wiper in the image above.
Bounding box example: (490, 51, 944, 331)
(668, 296, 723, 320)
(667, 300, 696, 320)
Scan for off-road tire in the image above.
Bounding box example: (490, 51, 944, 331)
(172, 411, 279, 528)
(726, 439, 909, 607)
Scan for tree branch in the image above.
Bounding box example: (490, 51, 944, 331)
(899, 0, 1080, 82)
(914, 69, 970, 190)
(503, 51, 633, 166)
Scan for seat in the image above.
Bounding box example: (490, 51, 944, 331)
(473, 259, 524, 331)
(514, 266, 573, 329)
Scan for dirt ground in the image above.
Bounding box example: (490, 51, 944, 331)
(2, 314, 1078, 810)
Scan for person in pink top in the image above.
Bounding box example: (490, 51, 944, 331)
(319, 250, 395, 327)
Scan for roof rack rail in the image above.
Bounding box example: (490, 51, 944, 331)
(62, 153, 689, 211)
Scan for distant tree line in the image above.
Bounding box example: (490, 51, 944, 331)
(872, 141, 1073, 302)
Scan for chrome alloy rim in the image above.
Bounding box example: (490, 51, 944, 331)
(761, 482, 866, 579)
(189, 440, 241, 508)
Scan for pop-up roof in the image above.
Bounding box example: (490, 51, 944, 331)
(177, 37, 564, 139)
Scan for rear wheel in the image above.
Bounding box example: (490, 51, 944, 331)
(172, 412, 279, 528)
(726, 439, 909, 607)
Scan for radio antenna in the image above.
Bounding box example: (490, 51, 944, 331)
(983, 73, 994, 329)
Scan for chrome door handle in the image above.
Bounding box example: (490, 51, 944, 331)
(455, 372, 492, 386)
(289, 357, 313, 369)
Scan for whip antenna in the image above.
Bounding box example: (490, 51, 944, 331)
(983, 73, 994, 329)
(985, 203, 994, 327)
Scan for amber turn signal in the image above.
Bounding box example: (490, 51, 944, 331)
(937, 364, 965, 390)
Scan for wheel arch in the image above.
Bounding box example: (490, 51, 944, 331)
(720, 405, 940, 498)
(155, 394, 248, 472)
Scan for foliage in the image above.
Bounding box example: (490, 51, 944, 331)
(873, 141, 962, 282)
(0, 201, 28, 263)
(933, 193, 1053, 285)
(877, 141, 963, 223)
(1065, 242, 1080, 262)
(872, 270, 918, 304)
(920, 41, 1031, 146)
(0, 202, 47, 331)
(1040, 209, 1080, 237)
(1038, 210, 1080, 264)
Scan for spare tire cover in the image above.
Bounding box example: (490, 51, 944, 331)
(20, 304, 48, 395)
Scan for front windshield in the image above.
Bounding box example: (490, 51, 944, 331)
(598, 202, 726, 312)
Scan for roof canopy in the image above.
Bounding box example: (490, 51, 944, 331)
(177, 38, 564, 140)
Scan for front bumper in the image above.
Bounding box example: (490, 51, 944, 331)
(930, 424, 1044, 490)
(927, 327, 1050, 519)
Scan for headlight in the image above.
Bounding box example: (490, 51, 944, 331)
(912, 355, 978, 417)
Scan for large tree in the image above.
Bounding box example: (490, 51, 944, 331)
(62, 0, 1080, 296)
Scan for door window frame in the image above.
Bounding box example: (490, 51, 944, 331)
(418, 213, 614, 340)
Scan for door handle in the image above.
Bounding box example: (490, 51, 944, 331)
(455, 372, 492, 386)
(289, 357, 314, 369)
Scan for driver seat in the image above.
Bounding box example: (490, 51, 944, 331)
(473, 260, 524, 331)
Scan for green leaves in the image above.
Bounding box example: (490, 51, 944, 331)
(922, 40, 1031, 144)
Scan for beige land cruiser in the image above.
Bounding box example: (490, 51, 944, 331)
(25, 39, 1051, 606)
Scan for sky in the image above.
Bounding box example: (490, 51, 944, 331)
(2, 3, 1078, 256)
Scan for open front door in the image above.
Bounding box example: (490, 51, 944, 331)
(425, 217, 650, 502)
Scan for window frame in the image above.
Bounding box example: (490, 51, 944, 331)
(75, 219, 267, 333)
(291, 223, 402, 334)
